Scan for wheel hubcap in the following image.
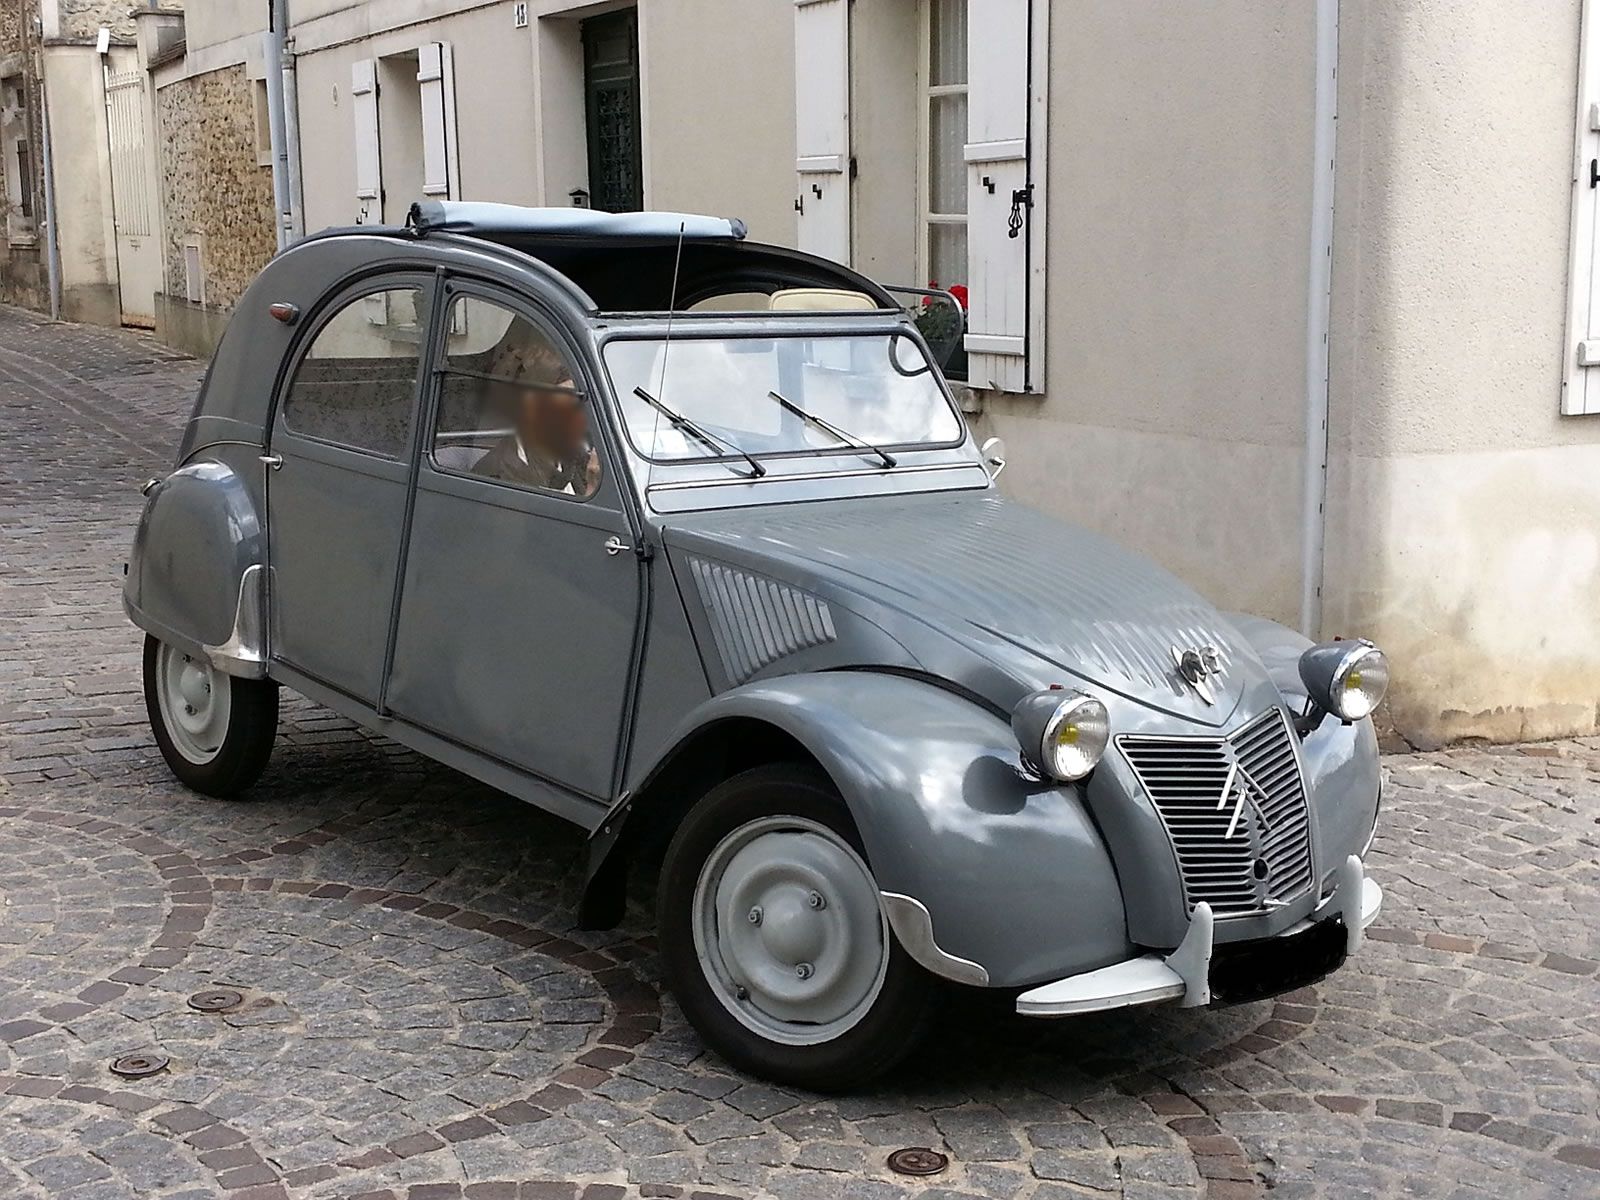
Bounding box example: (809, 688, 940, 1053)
(155, 644, 229, 765)
(692, 816, 889, 1046)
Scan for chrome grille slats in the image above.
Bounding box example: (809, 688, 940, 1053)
(1118, 709, 1315, 917)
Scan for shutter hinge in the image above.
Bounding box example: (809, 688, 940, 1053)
(1007, 185, 1034, 239)
(849, 155, 858, 181)
(1590, 158, 1598, 189)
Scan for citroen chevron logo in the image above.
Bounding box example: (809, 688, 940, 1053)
(1217, 759, 1267, 840)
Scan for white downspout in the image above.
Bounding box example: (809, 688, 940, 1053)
(39, 72, 62, 320)
(1300, 0, 1339, 638)
(262, 0, 295, 249)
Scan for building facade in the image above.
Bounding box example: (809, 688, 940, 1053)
(16, 0, 1600, 747)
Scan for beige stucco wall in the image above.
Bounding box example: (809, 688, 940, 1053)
(156, 64, 279, 309)
(1325, 0, 1600, 745)
(639, 0, 795, 243)
(978, 1, 1318, 628)
(295, 3, 540, 233)
(41, 45, 120, 323)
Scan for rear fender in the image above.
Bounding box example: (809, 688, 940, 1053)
(597, 671, 1132, 989)
(123, 458, 267, 678)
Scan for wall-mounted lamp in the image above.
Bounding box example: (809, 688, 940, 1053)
(569, 187, 590, 209)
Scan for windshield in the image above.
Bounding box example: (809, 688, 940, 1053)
(602, 333, 964, 462)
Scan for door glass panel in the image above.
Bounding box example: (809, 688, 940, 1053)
(431, 295, 602, 499)
(281, 287, 424, 458)
(929, 0, 968, 86)
(928, 92, 968, 215)
(929, 224, 969, 296)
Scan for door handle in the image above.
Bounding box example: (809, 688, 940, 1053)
(603, 535, 631, 556)
(260, 454, 283, 470)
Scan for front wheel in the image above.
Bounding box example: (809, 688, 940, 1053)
(657, 763, 936, 1090)
(143, 634, 278, 798)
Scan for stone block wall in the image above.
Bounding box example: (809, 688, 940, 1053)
(59, 0, 137, 42)
(155, 64, 276, 312)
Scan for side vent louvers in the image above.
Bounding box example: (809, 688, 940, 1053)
(689, 559, 836, 684)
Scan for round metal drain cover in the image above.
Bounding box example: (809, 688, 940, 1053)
(110, 1053, 170, 1079)
(187, 988, 245, 1014)
(887, 1147, 949, 1176)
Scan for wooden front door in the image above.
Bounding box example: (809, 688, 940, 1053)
(582, 9, 643, 212)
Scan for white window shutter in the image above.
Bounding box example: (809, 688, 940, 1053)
(965, 0, 1034, 392)
(1566, 0, 1600, 414)
(418, 42, 460, 201)
(793, 0, 850, 262)
(351, 59, 382, 224)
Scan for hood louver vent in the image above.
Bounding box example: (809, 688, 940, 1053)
(689, 559, 836, 684)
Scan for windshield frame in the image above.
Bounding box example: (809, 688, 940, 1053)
(593, 314, 970, 470)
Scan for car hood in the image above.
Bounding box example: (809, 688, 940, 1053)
(663, 492, 1265, 727)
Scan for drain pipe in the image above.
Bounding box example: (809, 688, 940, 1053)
(280, 17, 304, 239)
(262, 0, 295, 248)
(1299, 0, 1339, 638)
(39, 76, 62, 320)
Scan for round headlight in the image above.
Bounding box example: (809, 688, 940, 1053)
(1011, 690, 1110, 782)
(1298, 640, 1389, 721)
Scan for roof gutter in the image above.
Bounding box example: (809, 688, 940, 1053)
(1299, 0, 1339, 638)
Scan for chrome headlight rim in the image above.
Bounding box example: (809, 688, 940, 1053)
(1012, 689, 1110, 783)
(1300, 638, 1389, 722)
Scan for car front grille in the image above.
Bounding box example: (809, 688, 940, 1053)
(1117, 708, 1315, 917)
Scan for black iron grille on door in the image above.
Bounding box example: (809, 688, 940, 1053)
(582, 10, 643, 213)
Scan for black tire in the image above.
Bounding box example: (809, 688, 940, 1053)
(142, 634, 279, 798)
(657, 763, 937, 1090)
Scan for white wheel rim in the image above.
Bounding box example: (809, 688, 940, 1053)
(154, 643, 229, 765)
(691, 815, 889, 1047)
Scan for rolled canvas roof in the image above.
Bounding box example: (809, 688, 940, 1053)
(408, 200, 748, 243)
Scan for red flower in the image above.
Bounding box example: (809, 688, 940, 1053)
(948, 284, 969, 310)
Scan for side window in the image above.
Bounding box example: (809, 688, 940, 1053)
(431, 295, 601, 500)
(280, 286, 424, 458)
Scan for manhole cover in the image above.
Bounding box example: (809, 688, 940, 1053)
(109, 1053, 170, 1079)
(187, 989, 245, 1014)
(887, 1147, 949, 1176)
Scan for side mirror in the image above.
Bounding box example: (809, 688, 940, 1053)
(980, 436, 1007, 480)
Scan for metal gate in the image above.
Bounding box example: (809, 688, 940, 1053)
(104, 67, 159, 328)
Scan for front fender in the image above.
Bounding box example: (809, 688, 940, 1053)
(124, 458, 267, 677)
(626, 671, 1133, 989)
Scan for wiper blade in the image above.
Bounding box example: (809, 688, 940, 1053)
(766, 391, 897, 468)
(633, 387, 766, 479)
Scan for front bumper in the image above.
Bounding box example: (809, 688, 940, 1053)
(1016, 855, 1381, 1017)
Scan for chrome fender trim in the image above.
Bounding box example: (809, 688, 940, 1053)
(879, 892, 989, 987)
(201, 564, 268, 679)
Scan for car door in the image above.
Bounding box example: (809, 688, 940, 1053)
(266, 275, 431, 704)
(383, 283, 643, 801)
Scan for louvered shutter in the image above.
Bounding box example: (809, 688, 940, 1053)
(793, 0, 850, 262)
(418, 42, 460, 201)
(1567, 0, 1600, 413)
(965, 0, 1033, 392)
(351, 59, 382, 224)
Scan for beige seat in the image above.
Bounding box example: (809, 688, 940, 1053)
(767, 287, 878, 312)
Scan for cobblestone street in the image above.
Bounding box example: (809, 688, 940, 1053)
(1, 305, 1598, 1200)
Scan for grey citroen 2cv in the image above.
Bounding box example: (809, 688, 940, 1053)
(126, 201, 1389, 1089)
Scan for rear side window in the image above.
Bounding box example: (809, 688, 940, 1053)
(280, 287, 425, 458)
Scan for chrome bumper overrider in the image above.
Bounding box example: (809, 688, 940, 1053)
(1015, 855, 1382, 1017)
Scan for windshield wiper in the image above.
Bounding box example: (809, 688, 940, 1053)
(633, 386, 766, 479)
(765, 391, 897, 468)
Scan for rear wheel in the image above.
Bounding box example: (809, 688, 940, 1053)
(658, 763, 936, 1090)
(143, 634, 278, 798)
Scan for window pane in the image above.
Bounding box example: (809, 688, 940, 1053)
(929, 0, 967, 87)
(432, 297, 600, 498)
(929, 223, 968, 291)
(281, 287, 422, 458)
(929, 92, 968, 216)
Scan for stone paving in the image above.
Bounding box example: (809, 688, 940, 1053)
(1, 304, 1598, 1200)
